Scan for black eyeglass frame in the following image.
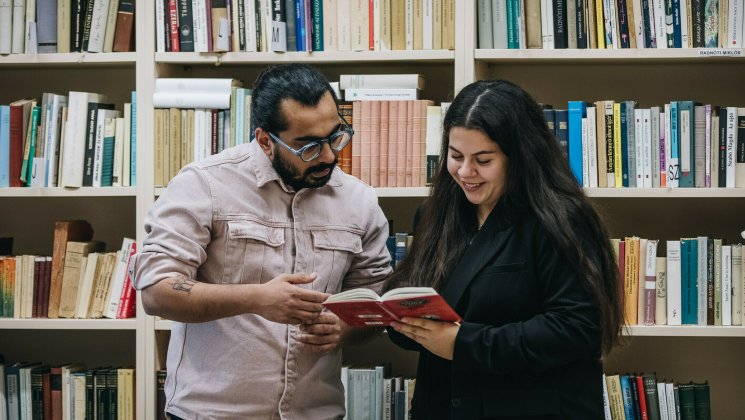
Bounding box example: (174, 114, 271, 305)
(267, 113, 354, 162)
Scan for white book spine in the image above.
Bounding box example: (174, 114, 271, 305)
(87, 0, 111, 53)
(732, 243, 742, 326)
(340, 74, 424, 90)
(642, 108, 652, 188)
(405, 0, 413, 50)
(113, 117, 125, 187)
(587, 107, 598, 188)
(635, 109, 644, 188)
(722, 245, 732, 325)
(540, 0, 554, 48)
(337, 0, 350, 51)
(705, 104, 712, 187)
(245, 0, 258, 52)
(726, 107, 736, 187)
(154, 78, 237, 94)
(192, 0, 208, 52)
(123, 102, 131, 187)
(423, 0, 433, 49)
(581, 117, 589, 188)
(373, 0, 381, 50)
(104, 238, 135, 319)
(344, 88, 418, 101)
(657, 382, 669, 420)
(602, 374, 612, 420)
(697, 237, 708, 325)
(11, 0, 25, 53)
(655, 256, 667, 325)
(155, 0, 165, 51)
(153, 93, 232, 109)
(0, 0, 12, 53)
(653, 0, 666, 48)
(603, 0, 617, 48)
(728, 0, 743, 48)
(666, 240, 682, 325)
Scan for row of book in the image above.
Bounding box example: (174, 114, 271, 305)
(155, 0, 457, 53)
(543, 101, 745, 189)
(0, 0, 135, 55)
(603, 373, 711, 420)
(0, 221, 136, 320)
(478, 0, 745, 50)
(616, 236, 744, 326)
(0, 362, 136, 420)
(0, 91, 137, 189)
(342, 366, 415, 420)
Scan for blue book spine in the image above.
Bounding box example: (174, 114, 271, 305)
(0, 106, 10, 187)
(681, 238, 699, 324)
(567, 101, 586, 185)
(130, 91, 137, 186)
(620, 102, 629, 187)
(295, 0, 306, 51)
(620, 375, 636, 420)
(311, 0, 323, 51)
(670, 101, 679, 182)
(672, 0, 682, 47)
(386, 236, 396, 267)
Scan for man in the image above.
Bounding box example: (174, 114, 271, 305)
(132, 64, 392, 419)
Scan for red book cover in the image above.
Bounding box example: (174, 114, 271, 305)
(50, 366, 63, 420)
(117, 243, 137, 319)
(323, 287, 461, 327)
(635, 375, 649, 420)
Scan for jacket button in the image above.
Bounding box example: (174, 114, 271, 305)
(451, 398, 461, 407)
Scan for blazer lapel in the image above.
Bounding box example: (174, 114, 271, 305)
(441, 205, 514, 312)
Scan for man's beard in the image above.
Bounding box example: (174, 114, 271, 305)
(272, 150, 337, 190)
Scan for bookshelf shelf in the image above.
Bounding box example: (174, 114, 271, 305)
(585, 188, 745, 198)
(625, 325, 745, 337)
(155, 319, 171, 331)
(0, 318, 137, 330)
(0, 187, 137, 197)
(156, 50, 456, 65)
(0, 52, 137, 67)
(474, 48, 745, 64)
(154, 186, 431, 198)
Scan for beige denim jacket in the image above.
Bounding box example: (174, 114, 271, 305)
(132, 140, 392, 419)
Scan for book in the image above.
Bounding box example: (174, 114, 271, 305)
(322, 286, 461, 327)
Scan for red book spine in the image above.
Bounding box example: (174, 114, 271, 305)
(116, 243, 137, 319)
(635, 375, 649, 420)
(9, 104, 25, 187)
(169, 0, 181, 51)
(368, 0, 374, 50)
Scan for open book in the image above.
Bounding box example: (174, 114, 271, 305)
(322, 287, 462, 327)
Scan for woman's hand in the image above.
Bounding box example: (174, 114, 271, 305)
(391, 317, 460, 360)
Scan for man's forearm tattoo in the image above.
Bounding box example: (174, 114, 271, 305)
(171, 278, 196, 293)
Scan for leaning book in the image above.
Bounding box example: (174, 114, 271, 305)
(323, 287, 462, 327)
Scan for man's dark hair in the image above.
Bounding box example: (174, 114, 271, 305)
(251, 63, 337, 134)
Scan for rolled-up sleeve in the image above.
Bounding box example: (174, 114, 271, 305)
(133, 166, 214, 290)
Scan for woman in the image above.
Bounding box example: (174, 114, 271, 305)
(386, 80, 624, 419)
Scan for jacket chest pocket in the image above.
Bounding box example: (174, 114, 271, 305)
(225, 220, 285, 284)
(310, 228, 363, 293)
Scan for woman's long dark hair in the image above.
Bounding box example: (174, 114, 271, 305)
(385, 79, 623, 353)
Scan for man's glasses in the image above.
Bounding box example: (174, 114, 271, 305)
(267, 114, 354, 162)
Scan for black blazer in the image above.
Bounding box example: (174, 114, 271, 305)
(389, 203, 604, 419)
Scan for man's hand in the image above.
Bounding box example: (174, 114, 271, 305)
(391, 317, 460, 360)
(253, 273, 330, 324)
(298, 311, 343, 353)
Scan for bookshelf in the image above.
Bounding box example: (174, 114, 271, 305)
(2, 0, 745, 418)
(464, 1, 745, 417)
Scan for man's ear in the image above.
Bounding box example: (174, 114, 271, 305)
(255, 128, 274, 158)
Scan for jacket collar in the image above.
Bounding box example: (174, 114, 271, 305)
(441, 199, 519, 310)
(249, 140, 343, 192)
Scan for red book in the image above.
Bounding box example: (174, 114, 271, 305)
(635, 375, 649, 420)
(323, 287, 461, 327)
(116, 243, 137, 319)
